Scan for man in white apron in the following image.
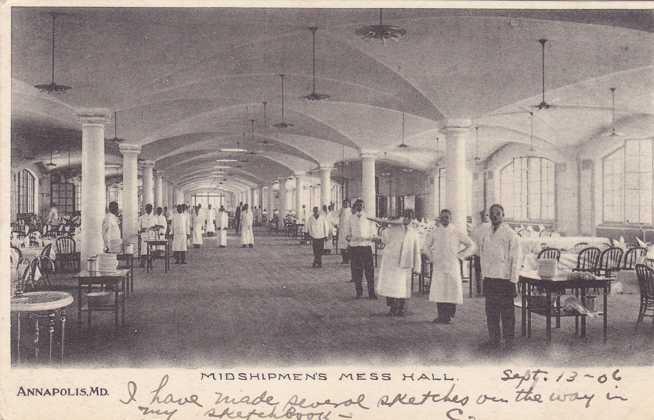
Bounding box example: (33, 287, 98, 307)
(423, 209, 476, 324)
(154, 207, 168, 254)
(171, 204, 189, 264)
(191, 205, 205, 248)
(206, 204, 216, 237)
(240, 203, 255, 248)
(376, 212, 421, 316)
(217, 205, 228, 247)
(102, 201, 122, 253)
(138, 204, 156, 267)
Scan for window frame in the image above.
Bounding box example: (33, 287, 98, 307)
(499, 156, 556, 223)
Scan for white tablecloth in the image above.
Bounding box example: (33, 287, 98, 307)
(520, 236, 609, 255)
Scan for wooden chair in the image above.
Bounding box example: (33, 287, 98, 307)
(55, 236, 80, 273)
(635, 264, 654, 330)
(419, 255, 433, 295)
(572, 247, 601, 272)
(537, 247, 561, 261)
(596, 247, 624, 278)
(374, 225, 386, 267)
(623, 246, 647, 270)
(10, 245, 23, 266)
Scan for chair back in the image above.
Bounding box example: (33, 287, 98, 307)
(55, 236, 76, 254)
(575, 247, 600, 272)
(40, 243, 53, 258)
(623, 247, 647, 270)
(635, 264, 654, 300)
(537, 247, 561, 261)
(597, 247, 624, 274)
(10, 245, 22, 266)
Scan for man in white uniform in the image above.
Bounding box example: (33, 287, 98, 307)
(470, 209, 490, 295)
(240, 203, 255, 248)
(306, 206, 331, 268)
(138, 204, 156, 267)
(217, 205, 229, 247)
(424, 209, 476, 324)
(206, 204, 216, 236)
(191, 205, 204, 247)
(343, 199, 378, 299)
(376, 211, 421, 316)
(171, 204, 189, 264)
(102, 201, 122, 253)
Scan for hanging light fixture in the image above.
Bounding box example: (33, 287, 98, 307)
(355, 8, 407, 43)
(273, 74, 293, 128)
(107, 111, 125, 143)
(302, 27, 330, 101)
(397, 112, 408, 148)
(34, 13, 71, 94)
(45, 149, 57, 168)
(604, 87, 625, 137)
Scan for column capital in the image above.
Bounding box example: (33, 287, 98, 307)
(155, 169, 165, 177)
(118, 143, 141, 156)
(360, 150, 378, 159)
(76, 108, 111, 125)
(141, 160, 155, 168)
(294, 171, 306, 177)
(443, 118, 473, 132)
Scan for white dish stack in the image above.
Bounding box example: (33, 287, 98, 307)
(96, 253, 118, 272)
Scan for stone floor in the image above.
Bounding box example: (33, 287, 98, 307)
(13, 228, 654, 367)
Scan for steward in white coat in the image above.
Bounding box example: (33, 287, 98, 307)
(191, 206, 205, 247)
(206, 204, 216, 236)
(138, 204, 156, 265)
(423, 209, 476, 324)
(240, 204, 254, 247)
(102, 202, 122, 253)
(171, 205, 189, 264)
(376, 217, 421, 316)
(216, 206, 229, 247)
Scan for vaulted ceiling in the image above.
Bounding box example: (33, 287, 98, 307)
(10, 7, 654, 193)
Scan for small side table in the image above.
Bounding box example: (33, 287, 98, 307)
(146, 240, 170, 273)
(11, 291, 73, 364)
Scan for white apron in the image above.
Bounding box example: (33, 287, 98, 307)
(192, 211, 204, 245)
(171, 213, 188, 252)
(426, 225, 474, 304)
(206, 208, 216, 234)
(139, 213, 156, 256)
(376, 226, 421, 299)
(240, 211, 254, 245)
(217, 211, 228, 246)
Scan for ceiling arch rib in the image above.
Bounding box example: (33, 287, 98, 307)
(179, 174, 256, 191)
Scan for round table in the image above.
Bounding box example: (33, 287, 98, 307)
(11, 291, 73, 363)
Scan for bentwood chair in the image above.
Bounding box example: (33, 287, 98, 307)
(55, 236, 80, 273)
(623, 247, 647, 270)
(573, 247, 601, 273)
(537, 247, 561, 261)
(635, 264, 654, 330)
(596, 247, 624, 279)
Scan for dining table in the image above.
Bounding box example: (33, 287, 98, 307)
(74, 269, 129, 329)
(11, 291, 74, 363)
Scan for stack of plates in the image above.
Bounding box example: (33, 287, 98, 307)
(96, 253, 118, 272)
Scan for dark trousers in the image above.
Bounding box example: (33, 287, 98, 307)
(311, 237, 325, 267)
(386, 297, 406, 314)
(350, 246, 375, 297)
(341, 247, 350, 264)
(437, 303, 457, 321)
(173, 251, 186, 264)
(473, 256, 482, 294)
(235, 218, 241, 234)
(484, 278, 516, 343)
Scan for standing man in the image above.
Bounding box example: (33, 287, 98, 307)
(138, 204, 156, 267)
(217, 205, 228, 248)
(171, 204, 189, 264)
(240, 203, 254, 248)
(306, 206, 331, 268)
(191, 205, 204, 248)
(234, 202, 243, 235)
(479, 204, 521, 350)
(424, 209, 476, 324)
(102, 201, 122, 253)
(206, 204, 216, 237)
(337, 200, 352, 264)
(471, 209, 490, 295)
(343, 199, 378, 299)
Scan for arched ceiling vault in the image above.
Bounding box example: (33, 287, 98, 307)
(10, 8, 654, 191)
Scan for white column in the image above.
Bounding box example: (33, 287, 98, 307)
(319, 166, 332, 208)
(279, 180, 287, 217)
(444, 119, 472, 231)
(295, 172, 305, 217)
(154, 171, 164, 208)
(77, 108, 110, 263)
(142, 160, 155, 208)
(361, 151, 377, 217)
(119, 143, 141, 249)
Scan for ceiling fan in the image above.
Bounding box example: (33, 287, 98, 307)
(45, 150, 58, 168)
(302, 27, 330, 101)
(273, 74, 293, 128)
(397, 112, 408, 148)
(34, 13, 71, 94)
(107, 111, 126, 143)
(603, 87, 625, 137)
(355, 8, 407, 43)
(531, 39, 553, 111)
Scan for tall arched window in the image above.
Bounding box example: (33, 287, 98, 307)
(499, 157, 555, 221)
(16, 169, 36, 214)
(603, 139, 653, 224)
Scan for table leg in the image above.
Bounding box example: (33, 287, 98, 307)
(16, 313, 21, 363)
(581, 288, 587, 338)
(165, 244, 169, 272)
(147, 246, 151, 273)
(60, 311, 66, 363)
(87, 284, 92, 328)
(122, 278, 126, 326)
(521, 280, 526, 337)
(114, 285, 119, 328)
(603, 286, 608, 343)
(48, 312, 55, 363)
(528, 284, 532, 338)
(33, 317, 40, 361)
(546, 290, 552, 343)
(555, 295, 561, 328)
(77, 280, 82, 330)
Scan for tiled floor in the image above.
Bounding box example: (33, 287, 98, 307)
(18, 228, 654, 367)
